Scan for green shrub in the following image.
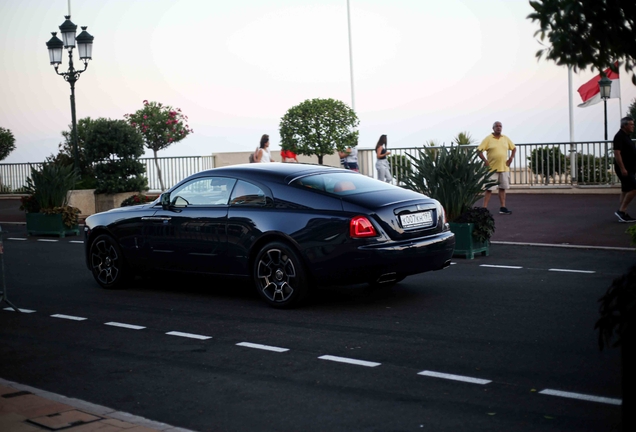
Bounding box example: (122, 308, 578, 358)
(575, 153, 613, 184)
(387, 154, 411, 186)
(528, 146, 568, 184)
(628, 225, 636, 247)
(24, 163, 76, 210)
(84, 118, 148, 194)
(402, 145, 496, 223)
(455, 207, 495, 242)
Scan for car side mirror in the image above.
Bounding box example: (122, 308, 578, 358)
(160, 192, 171, 209)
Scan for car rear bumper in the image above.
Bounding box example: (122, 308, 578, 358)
(310, 231, 455, 286)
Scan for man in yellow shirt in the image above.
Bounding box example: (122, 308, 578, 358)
(477, 121, 516, 214)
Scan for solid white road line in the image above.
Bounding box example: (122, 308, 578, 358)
(37, 239, 58, 243)
(51, 314, 87, 321)
(318, 355, 381, 368)
(539, 389, 621, 405)
(417, 370, 492, 385)
(548, 268, 596, 274)
(69, 240, 84, 244)
(105, 322, 146, 330)
(3, 307, 36, 313)
(166, 331, 211, 340)
(7, 238, 26, 241)
(236, 342, 289, 352)
(480, 264, 523, 269)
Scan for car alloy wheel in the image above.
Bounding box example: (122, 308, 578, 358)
(254, 242, 307, 308)
(89, 234, 128, 289)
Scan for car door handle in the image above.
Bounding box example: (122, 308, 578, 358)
(141, 216, 172, 221)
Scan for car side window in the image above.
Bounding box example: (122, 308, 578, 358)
(170, 177, 236, 206)
(230, 180, 266, 206)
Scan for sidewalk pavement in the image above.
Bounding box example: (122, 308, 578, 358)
(0, 191, 633, 431)
(0, 378, 192, 432)
(1, 192, 634, 249)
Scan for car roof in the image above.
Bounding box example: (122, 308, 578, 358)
(195, 163, 354, 184)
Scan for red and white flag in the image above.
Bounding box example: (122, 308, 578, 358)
(577, 65, 621, 108)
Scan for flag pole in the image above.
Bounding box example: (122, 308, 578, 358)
(568, 67, 576, 181)
(346, 0, 356, 112)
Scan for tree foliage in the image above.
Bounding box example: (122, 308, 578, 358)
(84, 118, 147, 194)
(279, 98, 359, 165)
(0, 127, 16, 161)
(125, 100, 193, 190)
(527, 0, 636, 84)
(46, 117, 97, 188)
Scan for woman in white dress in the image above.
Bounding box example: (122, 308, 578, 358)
(254, 134, 275, 163)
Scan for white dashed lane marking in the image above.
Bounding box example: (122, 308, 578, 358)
(105, 322, 146, 330)
(417, 370, 491, 385)
(3, 307, 36, 313)
(318, 355, 381, 368)
(237, 342, 289, 352)
(7, 238, 26, 241)
(540, 389, 621, 405)
(37, 239, 58, 243)
(166, 331, 212, 340)
(69, 240, 84, 244)
(480, 264, 523, 269)
(549, 268, 596, 274)
(51, 314, 87, 321)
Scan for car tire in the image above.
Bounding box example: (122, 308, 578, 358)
(88, 234, 130, 289)
(253, 241, 308, 308)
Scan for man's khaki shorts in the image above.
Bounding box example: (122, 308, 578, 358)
(487, 171, 510, 191)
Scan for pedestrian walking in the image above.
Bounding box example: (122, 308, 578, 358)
(254, 134, 275, 163)
(375, 135, 392, 182)
(338, 147, 359, 171)
(477, 121, 516, 214)
(613, 116, 636, 222)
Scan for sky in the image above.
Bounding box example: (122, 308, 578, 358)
(1, 0, 635, 163)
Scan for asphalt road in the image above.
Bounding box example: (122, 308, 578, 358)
(0, 231, 631, 431)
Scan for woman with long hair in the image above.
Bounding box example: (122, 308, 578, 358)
(375, 134, 392, 182)
(254, 134, 274, 163)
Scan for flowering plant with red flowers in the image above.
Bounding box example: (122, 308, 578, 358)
(120, 193, 160, 207)
(124, 101, 193, 191)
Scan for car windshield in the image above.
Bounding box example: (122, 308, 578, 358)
(292, 172, 395, 196)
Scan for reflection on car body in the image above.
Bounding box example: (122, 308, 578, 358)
(84, 163, 455, 308)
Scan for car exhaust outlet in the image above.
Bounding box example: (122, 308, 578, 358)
(439, 259, 451, 270)
(376, 272, 398, 284)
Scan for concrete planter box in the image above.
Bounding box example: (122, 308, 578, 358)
(448, 222, 489, 259)
(67, 189, 96, 217)
(95, 192, 137, 213)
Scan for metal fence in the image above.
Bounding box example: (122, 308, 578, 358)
(0, 140, 627, 193)
(0, 156, 216, 193)
(359, 140, 623, 187)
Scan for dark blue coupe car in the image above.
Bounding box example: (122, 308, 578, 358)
(84, 163, 455, 307)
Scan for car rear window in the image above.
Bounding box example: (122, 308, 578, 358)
(291, 172, 395, 196)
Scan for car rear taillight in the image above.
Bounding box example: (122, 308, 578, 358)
(350, 216, 377, 238)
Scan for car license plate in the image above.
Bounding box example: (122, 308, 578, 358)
(400, 211, 433, 229)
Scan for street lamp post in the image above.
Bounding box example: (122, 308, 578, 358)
(46, 16, 94, 175)
(598, 74, 612, 173)
(598, 75, 612, 141)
